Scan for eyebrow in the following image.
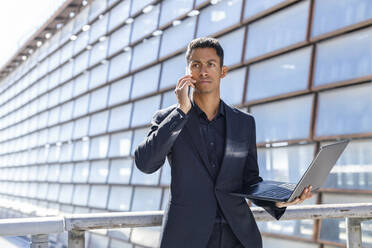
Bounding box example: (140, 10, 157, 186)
(190, 59, 218, 63)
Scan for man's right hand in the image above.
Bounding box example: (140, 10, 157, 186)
(174, 75, 195, 114)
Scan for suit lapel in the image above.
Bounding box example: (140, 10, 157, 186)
(184, 107, 215, 180)
(217, 102, 242, 182)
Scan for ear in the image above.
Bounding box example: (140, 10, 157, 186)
(220, 65, 228, 79)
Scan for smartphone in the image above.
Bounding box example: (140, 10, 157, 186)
(185, 66, 192, 99)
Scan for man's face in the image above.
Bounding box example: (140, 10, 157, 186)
(187, 47, 227, 94)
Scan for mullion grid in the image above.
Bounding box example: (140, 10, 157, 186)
(0, 0, 371, 247)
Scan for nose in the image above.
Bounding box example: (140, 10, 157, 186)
(199, 65, 208, 78)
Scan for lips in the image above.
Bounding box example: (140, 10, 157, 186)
(199, 80, 211, 84)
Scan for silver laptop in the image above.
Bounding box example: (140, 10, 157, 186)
(231, 140, 349, 202)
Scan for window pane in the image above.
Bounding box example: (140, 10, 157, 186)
(160, 160, 171, 186)
(89, 14, 108, 43)
(220, 67, 245, 106)
(60, 61, 74, 83)
(73, 72, 89, 97)
(73, 31, 90, 55)
(108, 77, 132, 106)
(159, 0, 193, 27)
(89, 160, 109, 183)
(131, 187, 162, 211)
(108, 104, 132, 131)
(257, 144, 315, 183)
(73, 5, 89, 34)
(60, 122, 74, 142)
(316, 83, 372, 137)
(108, 51, 131, 81)
(73, 140, 90, 161)
(131, 36, 160, 71)
(89, 135, 109, 159)
(59, 164, 74, 182)
(131, 4, 160, 42)
(161, 90, 177, 109)
(88, 185, 109, 208)
(48, 88, 60, 107)
(59, 184, 73, 204)
(108, 0, 131, 31)
(159, 53, 185, 90)
(130, 0, 153, 15)
(197, 0, 243, 38)
(73, 162, 90, 183)
(218, 27, 245, 67)
(46, 183, 60, 201)
(89, 86, 109, 112)
(47, 164, 60, 182)
(314, 27, 372, 87)
(108, 186, 132, 211)
(250, 94, 313, 143)
(89, 110, 109, 136)
(73, 50, 89, 76)
(88, 0, 107, 21)
(73, 94, 90, 118)
(131, 163, 160, 185)
(324, 139, 372, 190)
(247, 46, 311, 101)
(89, 39, 108, 66)
(244, 0, 285, 19)
(90, 233, 109, 248)
(131, 128, 148, 156)
(312, 0, 372, 37)
(245, 1, 309, 60)
(60, 42, 74, 64)
(89, 63, 109, 89)
(60, 80, 73, 103)
(131, 65, 161, 98)
(131, 95, 161, 127)
(60, 100, 74, 122)
(73, 117, 90, 139)
(108, 158, 132, 184)
(108, 24, 131, 56)
(159, 16, 196, 58)
(59, 143, 73, 162)
(109, 131, 132, 157)
(72, 184, 90, 205)
(48, 107, 61, 126)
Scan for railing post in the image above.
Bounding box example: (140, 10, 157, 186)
(346, 218, 362, 248)
(30, 234, 48, 248)
(68, 230, 85, 248)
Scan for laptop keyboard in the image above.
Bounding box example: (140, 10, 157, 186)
(259, 183, 296, 198)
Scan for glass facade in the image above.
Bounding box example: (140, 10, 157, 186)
(0, 0, 371, 247)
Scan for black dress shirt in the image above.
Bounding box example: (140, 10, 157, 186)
(178, 99, 227, 222)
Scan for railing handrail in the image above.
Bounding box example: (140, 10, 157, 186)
(0, 203, 372, 248)
(0, 203, 371, 235)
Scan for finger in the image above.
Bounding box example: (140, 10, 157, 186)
(179, 80, 195, 91)
(178, 78, 195, 90)
(177, 75, 194, 88)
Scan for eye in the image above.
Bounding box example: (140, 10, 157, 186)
(208, 62, 216, 67)
(191, 63, 200, 68)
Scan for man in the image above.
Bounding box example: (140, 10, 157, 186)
(134, 37, 312, 248)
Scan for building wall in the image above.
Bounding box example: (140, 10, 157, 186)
(0, 0, 371, 247)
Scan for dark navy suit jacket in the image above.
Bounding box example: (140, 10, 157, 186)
(135, 100, 286, 248)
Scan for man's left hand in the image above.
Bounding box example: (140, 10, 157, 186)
(275, 185, 313, 208)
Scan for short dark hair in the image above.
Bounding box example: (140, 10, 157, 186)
(186, 37, 224, 67)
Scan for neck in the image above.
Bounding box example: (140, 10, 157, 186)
(193, 92, 220, 121)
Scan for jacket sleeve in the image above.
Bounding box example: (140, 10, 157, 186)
(243, 115, 286, 220)
(134, 106, 190, 174)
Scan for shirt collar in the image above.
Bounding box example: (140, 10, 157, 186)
(192, 99, 225, 119)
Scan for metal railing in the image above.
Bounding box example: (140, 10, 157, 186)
(1, 203, 372, 248)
